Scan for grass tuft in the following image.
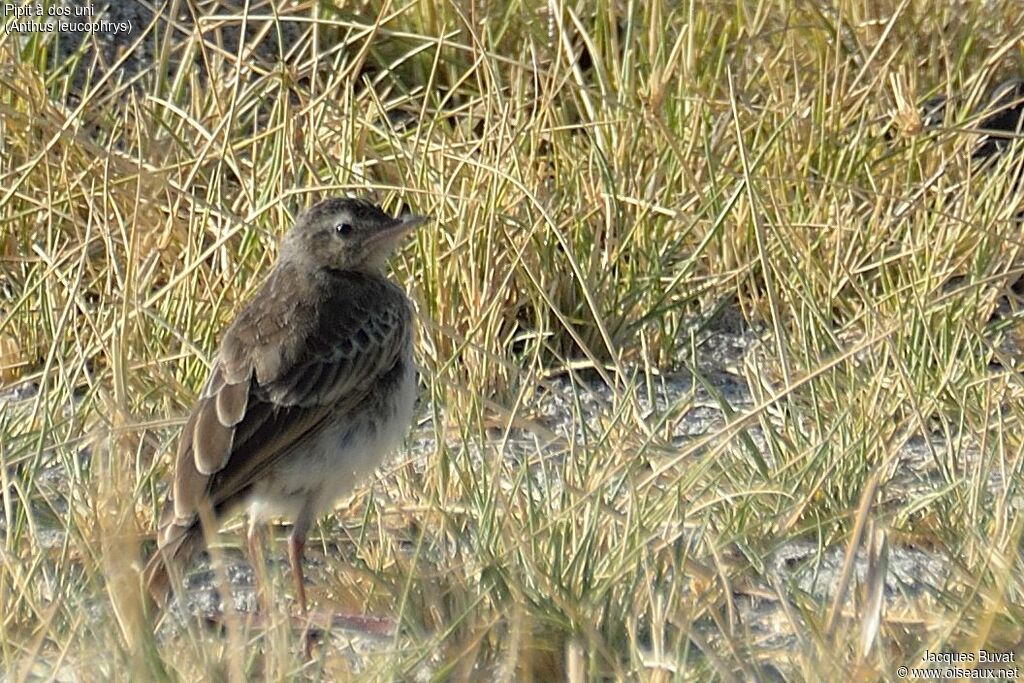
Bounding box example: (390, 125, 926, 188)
(3, 0, 1024, 678)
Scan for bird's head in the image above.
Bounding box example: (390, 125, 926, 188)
(280, 198, 426, 273)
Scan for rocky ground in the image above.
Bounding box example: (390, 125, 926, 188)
(1, 314, 992, 677)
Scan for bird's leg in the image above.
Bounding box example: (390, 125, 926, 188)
(288, 532, 308, 615)
(288, 503, 314, 617)
(247, 520, 268, 614)
(284, 502, 396, 644)
(288, 504, 399, 640)
(288, 505, 316, 659)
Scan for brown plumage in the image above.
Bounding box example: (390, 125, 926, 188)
(144, 198, 425, 613)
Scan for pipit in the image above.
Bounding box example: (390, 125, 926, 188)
(144, 198, 425, 616)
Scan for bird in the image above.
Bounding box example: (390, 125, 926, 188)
(143, 197, 426, 617)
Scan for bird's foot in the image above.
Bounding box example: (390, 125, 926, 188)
(296, 609, 397, 637)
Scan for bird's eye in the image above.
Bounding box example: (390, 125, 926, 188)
(334, 223, 353, 237)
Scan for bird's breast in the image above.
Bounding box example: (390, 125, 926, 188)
(246, 353, 417, 524)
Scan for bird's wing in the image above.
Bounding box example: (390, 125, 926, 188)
(160, 267, 411, 539)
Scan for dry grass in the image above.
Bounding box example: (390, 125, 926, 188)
(2, 0, 1024, 680)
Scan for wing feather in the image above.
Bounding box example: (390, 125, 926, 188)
(159, 265, 410, 538)
(192, 397, 235, 474)
(215, 380, 249, 427)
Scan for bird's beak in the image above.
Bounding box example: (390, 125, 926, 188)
(367, 213, 430, 246)
(397, 213, 429, 229)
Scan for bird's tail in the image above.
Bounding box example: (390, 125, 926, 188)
(142, 520, 201, 614)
